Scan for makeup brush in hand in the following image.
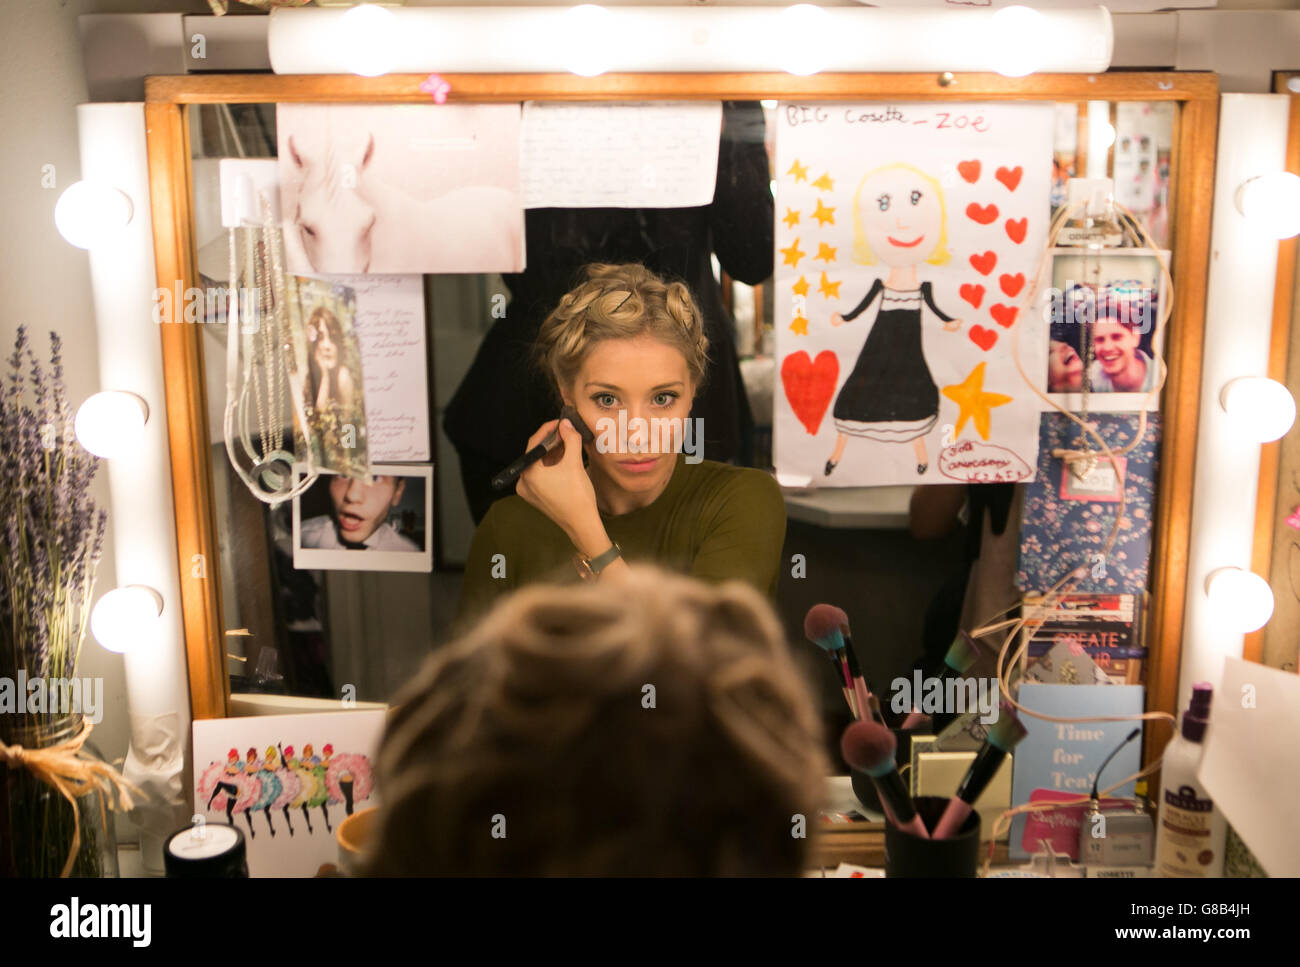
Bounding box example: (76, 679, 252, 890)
(931, 702, 1028, 840)
(841, 720, 930, 839)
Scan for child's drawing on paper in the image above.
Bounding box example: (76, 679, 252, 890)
(774, 102, 1054, 486)
(824, 164, 962, 478)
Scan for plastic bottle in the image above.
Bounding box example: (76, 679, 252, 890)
(1154, 682, 1226, 877)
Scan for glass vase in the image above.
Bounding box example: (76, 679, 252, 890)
(0, 713, 120, 878)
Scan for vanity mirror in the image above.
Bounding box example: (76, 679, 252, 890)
(144, 72, 1216, 847)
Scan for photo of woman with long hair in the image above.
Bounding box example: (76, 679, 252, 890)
(306, 306, 356, 414)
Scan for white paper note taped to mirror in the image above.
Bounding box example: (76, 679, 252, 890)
(520, 101, 722, 209)
(1198, 656, 1300, 877)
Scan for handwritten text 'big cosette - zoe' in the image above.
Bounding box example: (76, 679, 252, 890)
(784, 105, 991, 132)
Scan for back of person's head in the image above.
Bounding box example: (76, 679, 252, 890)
(362, 566, 827, 876)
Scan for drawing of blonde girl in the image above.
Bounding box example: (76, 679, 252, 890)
(824, 163, 962, 477)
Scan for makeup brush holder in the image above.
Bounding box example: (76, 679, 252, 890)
(849, 727, 929, 816)
(884, 796, 980, 878)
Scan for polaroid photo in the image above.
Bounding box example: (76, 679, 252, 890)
(1037, 249, 1169, 413)
(293, 463, 433, 573)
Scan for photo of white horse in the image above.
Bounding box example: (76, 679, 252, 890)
(277, 103, 524, 275)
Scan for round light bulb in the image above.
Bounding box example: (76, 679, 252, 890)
(1220, 377, 1296, 443)
(1205, 568, 1274, 633)
(563, 5, 613, 77)
(339, 4, 398, 77)
(54, 182, 133, 250)
(1235, 172, 1300, 240)
(777, 5, 830, 76)
(990, 6, 1045, 78)
(91, 586, 163, 654)
(75, 391, 149, 458)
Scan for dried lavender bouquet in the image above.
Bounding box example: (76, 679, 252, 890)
(0, 325, 108, 725)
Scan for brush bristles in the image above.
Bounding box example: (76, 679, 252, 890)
(840, 720, 896, 777)
(804, 603, 847, 652)
(943, 631, 979, 674)
(987, 703, 1028, 752)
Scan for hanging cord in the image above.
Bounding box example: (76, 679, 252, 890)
(956, 196, 1178, 872)
(223, 192, 318, 505)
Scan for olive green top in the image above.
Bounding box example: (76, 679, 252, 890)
(456, 455, 787, 626)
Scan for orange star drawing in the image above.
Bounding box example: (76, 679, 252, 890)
(812, 172, 835, 192)
(814, 242, 837, 263)
(941, 363, 1012, 441)
(812, 199, 836, 226)
(791, 276, 810, 297)
(817, 272, 841, 299)
(787, 159, 810, 182)
(783, 208, 801, 229)
(780, 238, 806, 268)
(789, 313, 810, 336)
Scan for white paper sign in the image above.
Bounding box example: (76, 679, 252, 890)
(520, 101, 722, 208)
(324, 274, 430, 462)
(774, 102, 1053, 487)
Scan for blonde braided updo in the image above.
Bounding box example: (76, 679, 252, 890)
(535, 263, 710, 397)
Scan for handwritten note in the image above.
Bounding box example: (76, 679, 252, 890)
(330, 274, 430, 462)
(520, 101, 722, 208)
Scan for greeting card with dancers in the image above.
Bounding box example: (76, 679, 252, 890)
(193, 709, 386, 876)
(774, 102, 1053, 487)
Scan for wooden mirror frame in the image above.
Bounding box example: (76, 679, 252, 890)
(144, 73, 1218, 788)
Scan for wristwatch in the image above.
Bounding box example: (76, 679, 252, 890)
(574, 542, 622, 581)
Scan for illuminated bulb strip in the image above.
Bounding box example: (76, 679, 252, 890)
(268, 5, 1113, 76)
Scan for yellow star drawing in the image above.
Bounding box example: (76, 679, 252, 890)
(780, 238, 806, 268)
(812, 198, 836, 226)
(787, 159, 809, 182)
(814, 242, 837, 263)
(789, 313, 809, 336)
(817, 272, 841, 299)
(783, 208, 801, 229)
(942, 363, 1012, 441)
(791, 275, 810, 297)
(812, 172, 835, 192)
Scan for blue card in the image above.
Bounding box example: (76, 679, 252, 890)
(1009, 683, 1145, 859)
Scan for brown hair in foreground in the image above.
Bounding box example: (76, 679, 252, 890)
(361, 566, 827, 875)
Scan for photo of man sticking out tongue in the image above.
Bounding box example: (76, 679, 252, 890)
(300, 475, 419, 551)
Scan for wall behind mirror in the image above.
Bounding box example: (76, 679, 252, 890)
(185, 97, 1179, 768)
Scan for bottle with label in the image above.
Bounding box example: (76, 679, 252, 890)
(1154, 682, 1226, 877)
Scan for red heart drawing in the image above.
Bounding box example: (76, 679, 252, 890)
(957, 160, 981, 183)
(966, 203, 999, 225)
(781, 350, 839, 436)
(1005, 217, 1027, 244)
(995, 166, 1023, 192)
(969, 251, 997, 276)
(990, 304, 1018, 328)
(999, 273, 1025, 297)
(968, 325, 998, 351)
(959, 283, 985, 309)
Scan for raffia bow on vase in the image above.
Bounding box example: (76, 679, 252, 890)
(0, 717, 143, 878)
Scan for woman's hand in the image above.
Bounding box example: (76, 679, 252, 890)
(515, 418, 607, 555)
(830, 312, 846, 327)
(943, 316, 962, 332)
